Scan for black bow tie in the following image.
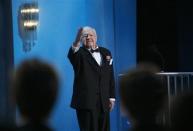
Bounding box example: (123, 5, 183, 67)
(90, 48, 100, 53)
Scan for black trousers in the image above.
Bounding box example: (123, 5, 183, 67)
(76, 96, 110, 131)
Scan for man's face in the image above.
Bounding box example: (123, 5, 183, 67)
(81, 30, 97, 49)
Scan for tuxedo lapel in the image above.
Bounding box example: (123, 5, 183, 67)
(82, 47, 101, 72)
(99, 48, 109, 67)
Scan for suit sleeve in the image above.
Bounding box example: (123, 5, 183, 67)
(109, 52, 116, 98)
(67, 47, 81, 72)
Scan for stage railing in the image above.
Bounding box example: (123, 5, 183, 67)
(157, 72, 193, 125)
(157, 72, 193, 104)
(119, 72, 193, 129)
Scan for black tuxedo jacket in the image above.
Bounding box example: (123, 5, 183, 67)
(68, 46, 115, 111)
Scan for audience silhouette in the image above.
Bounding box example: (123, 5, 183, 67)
(120, 64, 167, 131)
(13, 59, 59, 131)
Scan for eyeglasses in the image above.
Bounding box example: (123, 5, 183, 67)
(81, 33, 94, 38)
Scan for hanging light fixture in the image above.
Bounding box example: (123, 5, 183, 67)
(20, 3, 39, 30)
(18, 1, 39, 52)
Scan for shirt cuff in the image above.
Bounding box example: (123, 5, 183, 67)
(72, 45, 80, 53)
(109, 98, 116, 102)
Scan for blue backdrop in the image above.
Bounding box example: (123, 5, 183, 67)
(12, 0, 136, 130)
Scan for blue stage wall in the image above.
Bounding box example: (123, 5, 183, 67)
(114, 0, 136, 130)
(12, 0, 136, 130)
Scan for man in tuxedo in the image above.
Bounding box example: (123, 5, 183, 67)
(68, 26, 115, 131)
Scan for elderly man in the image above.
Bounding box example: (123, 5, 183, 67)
(68, 26, 115, 131)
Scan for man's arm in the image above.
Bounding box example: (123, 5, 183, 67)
(109, 54, 115, 98)
(108, 52, 116, 111)
(67, 28, 83, 67)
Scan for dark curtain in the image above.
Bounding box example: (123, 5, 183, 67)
(0, 0, 14, 125)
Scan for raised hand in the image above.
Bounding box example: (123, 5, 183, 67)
(73, 28, 83, 47)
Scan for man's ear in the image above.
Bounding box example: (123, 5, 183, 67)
(95, 36, 97, 43)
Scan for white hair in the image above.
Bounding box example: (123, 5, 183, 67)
(82, 26, 97, 38)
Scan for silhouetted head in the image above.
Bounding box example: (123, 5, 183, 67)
(13, 59, 59, 123)
(120, 64, 167, 124)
